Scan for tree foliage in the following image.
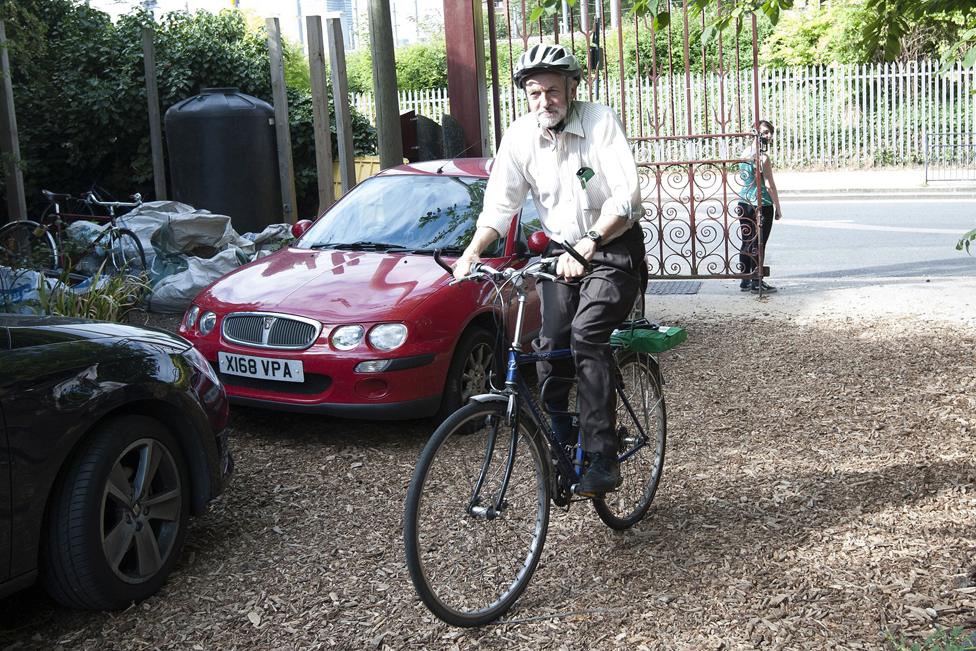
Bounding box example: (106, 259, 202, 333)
(857, 0, 974, 62)
(530, 0, 975, 65)
(760, 3, 871, 66)
(346, 39, 450, 93)
(1, 1, 376, 223)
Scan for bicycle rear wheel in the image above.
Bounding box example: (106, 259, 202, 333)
(106, 228, 147, 276)
(0, 220, 59, 272)
(593, 351, 666, 530)
(404, 401, 551, 627)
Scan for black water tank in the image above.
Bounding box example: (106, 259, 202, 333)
(165, 88, 281, 233)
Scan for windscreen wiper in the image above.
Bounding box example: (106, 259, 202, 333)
(412, 246, 465, 255)
(309, 241, 410, 252)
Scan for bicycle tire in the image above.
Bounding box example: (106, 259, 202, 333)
(0, 220, 59, 272)
(593, 351, 666, 530)
(106, 228, 147, 276)
(404, 401, 551, 627)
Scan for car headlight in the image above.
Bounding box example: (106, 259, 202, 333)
(184, 305, 200, 331)
(199, 311, 217, 336)
(368, 323, 408, 351)
(331, 325, 364, 350)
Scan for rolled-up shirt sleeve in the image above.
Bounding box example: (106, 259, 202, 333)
(476, 133, 529, 238)
(596, 111, 641, 223)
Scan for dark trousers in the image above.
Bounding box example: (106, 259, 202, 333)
(534, 225, 645, 456)
(737, 202, 774, 276)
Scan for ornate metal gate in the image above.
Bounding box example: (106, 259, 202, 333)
(484, 0, 768, 282)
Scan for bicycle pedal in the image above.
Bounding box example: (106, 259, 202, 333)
(569, 483, 595, 499)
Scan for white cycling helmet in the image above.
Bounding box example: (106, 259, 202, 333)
(513, 43, 582, 88)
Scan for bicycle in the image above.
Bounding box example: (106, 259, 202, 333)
(403, 242, 685, 627)
(0, 189, 147, 276)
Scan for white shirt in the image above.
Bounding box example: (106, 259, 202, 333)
(477, 101, 641, 245)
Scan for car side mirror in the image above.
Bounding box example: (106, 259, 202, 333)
(527, 230, 549, 255)
(291, 219, 313, 240)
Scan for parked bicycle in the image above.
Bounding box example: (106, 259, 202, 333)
(0, 189, 147, 276)
(403, 238, 685, 627)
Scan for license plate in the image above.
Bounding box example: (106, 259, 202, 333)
(218, 351, 305, 383)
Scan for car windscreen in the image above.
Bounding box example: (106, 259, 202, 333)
(297, 174, 498, 254)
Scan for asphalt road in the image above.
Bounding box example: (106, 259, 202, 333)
(771, 198, 976, 280)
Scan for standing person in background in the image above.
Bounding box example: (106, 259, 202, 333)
(736, 120, 783, 293)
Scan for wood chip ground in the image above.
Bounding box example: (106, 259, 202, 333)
(1, 306, 974, 650)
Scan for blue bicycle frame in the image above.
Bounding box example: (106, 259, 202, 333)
(466, 261, 654, 508)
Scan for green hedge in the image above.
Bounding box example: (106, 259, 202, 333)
(1, 1, 376, 224)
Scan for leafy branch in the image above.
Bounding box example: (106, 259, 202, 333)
(528, 0, 792, 36)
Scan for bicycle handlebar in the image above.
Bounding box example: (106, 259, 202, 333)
(433, 244, 590, 286)
(82, 191, 142, 208)
(433, 251, 562, 286)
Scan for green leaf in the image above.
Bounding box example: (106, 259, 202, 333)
(701, 23, 716, 44)
(528, 6, 544, 22)
(964, 47, 976, 69)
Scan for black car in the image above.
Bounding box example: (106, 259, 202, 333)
(0, 314, 232, 609)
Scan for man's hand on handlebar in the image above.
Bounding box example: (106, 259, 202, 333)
(557, 238, 596, 280)
(453, 250, 482, 281)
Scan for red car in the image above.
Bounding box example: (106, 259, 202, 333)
(181, 159, 542, 421)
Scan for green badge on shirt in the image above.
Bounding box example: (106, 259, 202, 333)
(576, 166, 595, 189)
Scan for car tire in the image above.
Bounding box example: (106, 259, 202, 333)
(42, 415, 191, 610)
(436, 326, 495, 423)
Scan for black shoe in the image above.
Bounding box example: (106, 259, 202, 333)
(739, 280, 752, 292)
(751, 280, 777, 293)
(576, 453, 622, 496)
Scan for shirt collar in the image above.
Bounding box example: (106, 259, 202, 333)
(561, 102, 585, 137)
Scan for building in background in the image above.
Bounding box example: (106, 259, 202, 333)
(326, 0, 356, 50)
(351, 0, 442, 48)
(88, 0, 360, 51)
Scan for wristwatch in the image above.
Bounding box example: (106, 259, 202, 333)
(584, 230, 603, 245)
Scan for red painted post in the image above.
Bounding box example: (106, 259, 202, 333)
(443, 0, 488, 157)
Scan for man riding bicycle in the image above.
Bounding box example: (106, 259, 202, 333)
(453, 43, 645, 497)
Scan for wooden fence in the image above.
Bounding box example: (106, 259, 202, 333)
(352, 59, 976, 169)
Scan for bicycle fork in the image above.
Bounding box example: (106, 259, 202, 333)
(466, 411, 520, 521)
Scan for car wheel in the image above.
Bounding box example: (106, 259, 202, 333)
(43, 415, 191, 610)
(436, 327, 495, 423)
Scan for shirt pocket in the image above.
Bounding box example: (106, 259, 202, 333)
(580, 171, 611, 213)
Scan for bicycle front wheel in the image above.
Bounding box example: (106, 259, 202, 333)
(106, 228, 147, 275)
(404, 401, 551, 627)
(0, 220, 59, 272)
(593, 351, 667, 530)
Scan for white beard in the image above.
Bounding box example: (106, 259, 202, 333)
(536, 106, 567, 129)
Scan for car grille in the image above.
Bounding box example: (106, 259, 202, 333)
(221, 312, 321, 350)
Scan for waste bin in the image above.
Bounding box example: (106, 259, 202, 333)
(165, 88, 281, 233)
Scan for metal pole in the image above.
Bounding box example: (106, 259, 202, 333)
(327, 17, 357, 193)
(142, 28, 167, 200)
(267, 17, 299, 223)
(486, 0, 503, 150)
(307, 15, 335, 212)
(296, 0, 305, 49)
(369, 0, 403, 169)
(0, 20, 26, 223)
